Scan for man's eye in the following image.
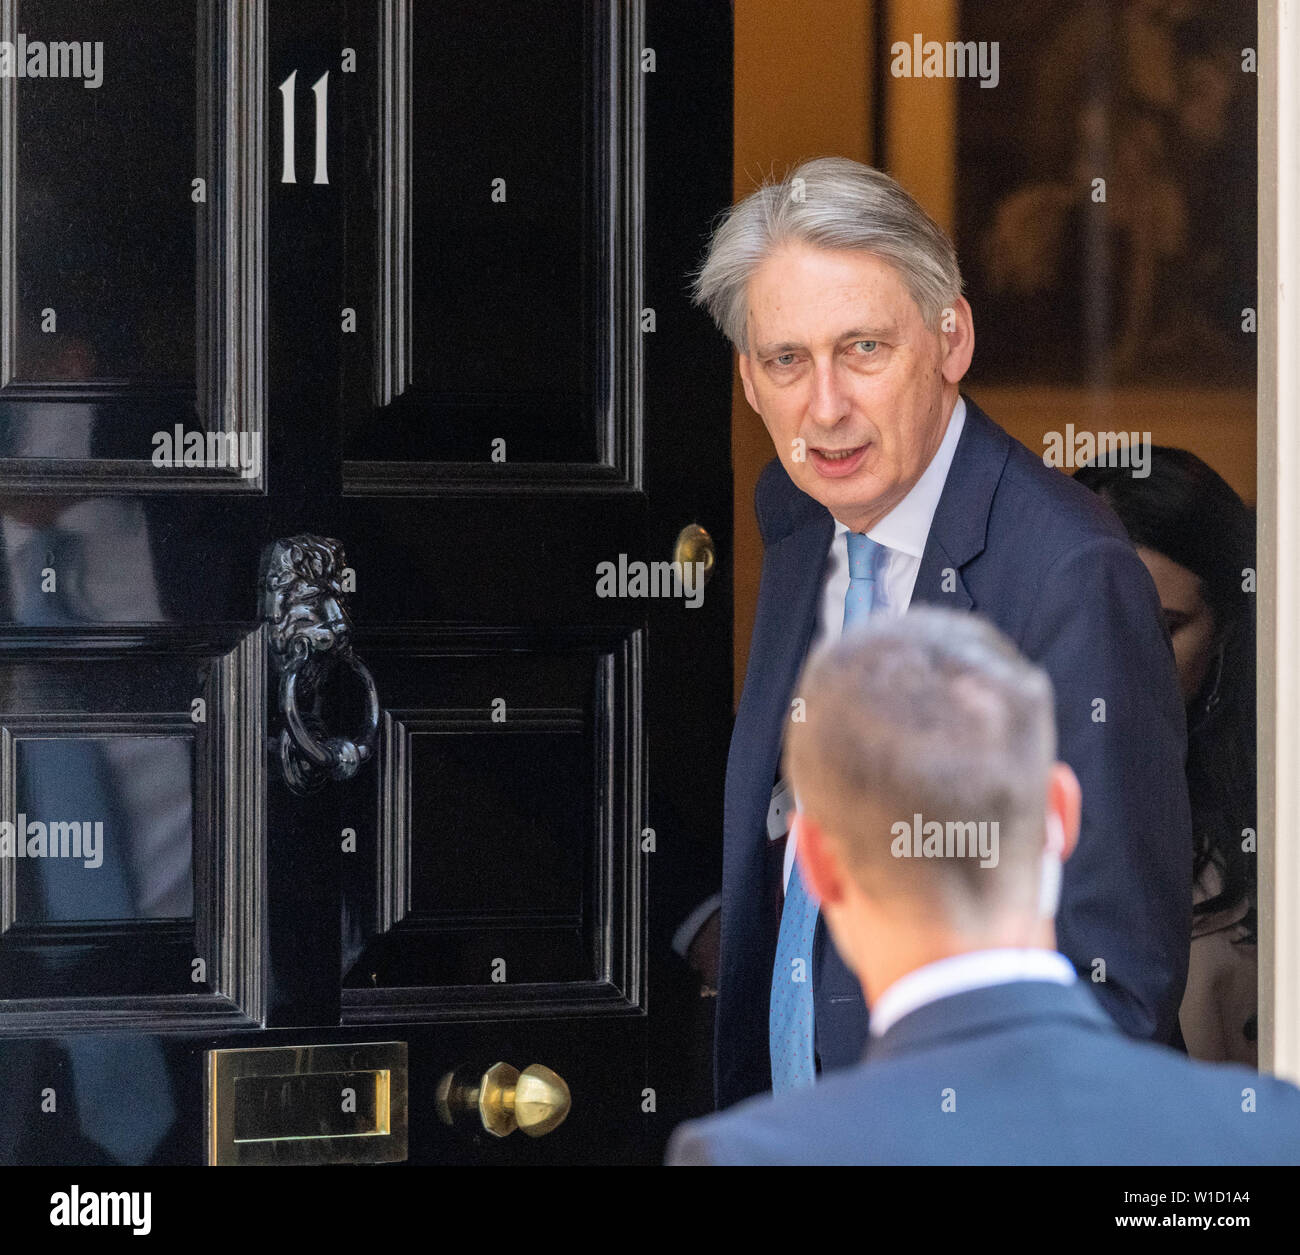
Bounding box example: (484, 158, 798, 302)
(853, 340, 878, 353)
(772, 353, 797, 367)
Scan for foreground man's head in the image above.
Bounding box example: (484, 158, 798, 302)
(785, 607, 1081, 1006)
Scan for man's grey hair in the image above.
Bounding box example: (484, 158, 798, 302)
(785, 607, 1055, 904)
(690, 156, 963, 353)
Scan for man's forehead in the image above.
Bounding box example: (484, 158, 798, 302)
(745, 248, 915, 348)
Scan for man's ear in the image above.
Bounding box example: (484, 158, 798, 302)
(794, 810, 849, 910)
(1046, 761, 1082, 863)
(939, 295, 975, 384)
(738, 352, 759, 413)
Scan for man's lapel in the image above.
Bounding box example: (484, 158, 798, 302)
(908, 394, 1011, 613)
(740, 509, 834, 793)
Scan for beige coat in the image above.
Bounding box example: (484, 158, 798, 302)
(1179, 861, 1257, 1067)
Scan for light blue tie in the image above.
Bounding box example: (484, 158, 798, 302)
(770, 531, 884, 1091)
(843, 531, 885, 633)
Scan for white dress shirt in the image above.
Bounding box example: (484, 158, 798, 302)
(781, 394, 967, 892)
(868, 947, 1077, 1037)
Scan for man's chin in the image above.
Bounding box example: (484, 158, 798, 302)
(793, 464, 882, 519)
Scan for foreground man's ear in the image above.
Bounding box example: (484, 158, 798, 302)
(794, 809, 848, 911)
(1046, 760, 1082, 864)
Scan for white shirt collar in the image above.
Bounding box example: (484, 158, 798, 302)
(832, 393, 967, 558)
(868, 947, 1077, 1038)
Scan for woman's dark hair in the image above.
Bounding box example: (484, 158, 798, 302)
(1075, 448, 1256, 942)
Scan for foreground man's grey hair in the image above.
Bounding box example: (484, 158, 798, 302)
(690, 156, 964, 352)
(785, 607, 1056, 906)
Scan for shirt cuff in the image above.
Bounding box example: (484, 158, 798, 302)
(671, 893, 722, 958)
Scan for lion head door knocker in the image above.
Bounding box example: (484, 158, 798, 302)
(261, 535, 380, 794)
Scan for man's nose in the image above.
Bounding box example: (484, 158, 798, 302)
(806, 360, 851, 426)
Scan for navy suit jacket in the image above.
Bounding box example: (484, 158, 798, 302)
(714, 395, 1193, 1110)
(675, 979, 1300, 1164)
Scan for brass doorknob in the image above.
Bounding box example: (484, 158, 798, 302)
(673, 523, 716, 584)
(436, 1062, 571, 1139)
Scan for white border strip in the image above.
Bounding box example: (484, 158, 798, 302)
(1259, 0, 1299, 1082)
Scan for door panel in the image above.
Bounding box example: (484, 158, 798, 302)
(339, 0, 640, 486)
(0, 627, 264, 1030)
(11, 2, 195, 383)
(0, 0, 264, 488)
(340, 628, 642, 1014)
(0, 0, 732, 1165)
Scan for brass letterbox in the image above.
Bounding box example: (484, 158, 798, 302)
(207, 1041, 408, 1165)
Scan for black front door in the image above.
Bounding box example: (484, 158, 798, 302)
(0, 0, 732, 1165)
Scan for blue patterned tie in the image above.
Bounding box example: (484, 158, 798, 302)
(769, 531, 884, 1091)
(843, 531, 885, 633)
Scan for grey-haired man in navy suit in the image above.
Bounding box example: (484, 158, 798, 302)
(668, 609, 1300, 1165)
(689, 156, 1193, 1110)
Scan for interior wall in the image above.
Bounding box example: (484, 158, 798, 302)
(731, 0, 875, 705)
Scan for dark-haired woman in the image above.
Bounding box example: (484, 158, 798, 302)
(1076, 447, 1256, 1066)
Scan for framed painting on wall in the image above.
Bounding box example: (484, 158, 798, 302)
(873, 0, 1258, 499)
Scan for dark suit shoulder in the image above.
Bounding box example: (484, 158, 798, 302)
(988, 426, 1131, 555)
(955, 427, 1159, 621)
(670, 1008, 1300, 1165)
(753, 457, 826, 547)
